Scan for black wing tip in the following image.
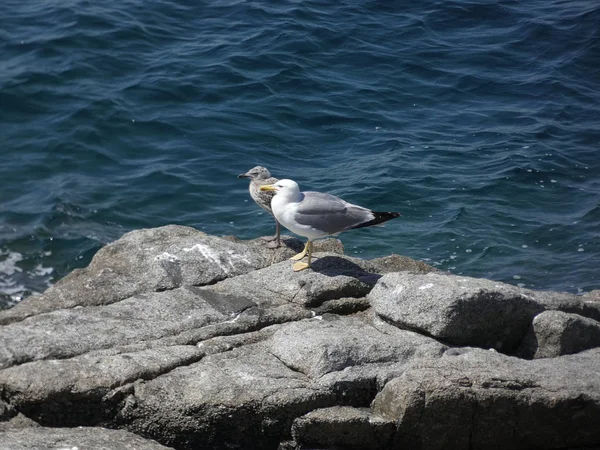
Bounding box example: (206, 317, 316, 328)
(374, 211, 401, 219)
(348, 211, 401, 231)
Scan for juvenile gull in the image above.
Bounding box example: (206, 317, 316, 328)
(260, 179, 400, 271)
(238, 166, 281, 248)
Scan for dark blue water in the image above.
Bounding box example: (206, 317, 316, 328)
(1, 0, 599, 308)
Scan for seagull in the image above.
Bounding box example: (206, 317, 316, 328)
(238, 166, 281, 248)
(260, 179, 400, 271)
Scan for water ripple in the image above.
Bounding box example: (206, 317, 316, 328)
(1, 0, 599, 306)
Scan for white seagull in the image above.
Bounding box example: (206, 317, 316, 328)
(260, 179, 400, 271)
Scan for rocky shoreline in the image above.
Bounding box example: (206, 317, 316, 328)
(0, 225, 599, 449)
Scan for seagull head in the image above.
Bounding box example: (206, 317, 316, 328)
(238, 166, 271, 180)
(259, 179, 301, 197)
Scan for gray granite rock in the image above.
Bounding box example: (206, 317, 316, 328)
(372, 348, 600, 450)
(0, 400, 14, 423)
(270, 315, 446, 379)
(289, 406, 394, 450)
(518, 310, 600, 359)
(357, 253, 438, 276)
(1, 243, 423, 436)
(201, 254, 377, 309)
(0, 414, 40, 432)
(369, 272, 599, 353)
(0, 252, 400, 368)
(0, 226, 322, 325)
(534, 289, 600, 322)
(584, 290, 600, 302)
(201, 252, 436, 311)
(116, 316, 447, 449)
(0, 286, 232, 369)
(0, 426, 173, 450)
(0, 346, 204, 426)
(120, 342, 335, 450)
(369, 272, 543, 352)
(0, 226, 597, 450)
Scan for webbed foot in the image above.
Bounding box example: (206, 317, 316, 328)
(292, 261, 311, 271)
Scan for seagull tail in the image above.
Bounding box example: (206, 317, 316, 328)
(348, 211, 401, 230)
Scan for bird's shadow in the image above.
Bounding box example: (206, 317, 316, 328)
(280, 238, 305, 253)
(308, 255, 383, 285)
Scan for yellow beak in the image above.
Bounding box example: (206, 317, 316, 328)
(259, 185, 276, 192)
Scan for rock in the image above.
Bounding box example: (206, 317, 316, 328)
(305, 238, 345, 255)
(358, 253, 438, 276)
(0, 426, 173, 449)
(0, 346, 204, 425)
(270, 315, 446, 379)
(119, 316, 446, 449)
(369, 272, 543, 352)
(0, 229, 437, 449)
(534, 289, 600, 322)
(120, 342, 335, 450)
(0, 414, 39, 432)
(205, 254, 379, 309)
(0, 226, 320, 325)
(518, 310, 600, 359)
(369, 272, 599, 353)
(311, 296, 372, 315)
(0, 400, 14, 422)
(0, 287, 231, 369)
(1, 241, 428, 435)
(0, 226, 597, 450)
(289, 406, 395, 450)
(372, 348, 600, 450)
(199, 252, 437, 313)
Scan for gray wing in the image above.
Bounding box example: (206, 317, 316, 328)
(250, 177, 278, 214)
(293, 191, 374, 234)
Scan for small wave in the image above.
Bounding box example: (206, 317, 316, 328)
(0, 249, 54, 309)
(0, 250, 23, 277)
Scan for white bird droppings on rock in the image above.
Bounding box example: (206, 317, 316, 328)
(393, 285, 404, 295)
(184, 244, 231, 273)
(224, 313, 241, 324)
(155, 252, 179, 262)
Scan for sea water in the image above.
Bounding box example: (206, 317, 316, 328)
(1, 0, 599, 308)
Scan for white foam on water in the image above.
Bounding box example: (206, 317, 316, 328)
(0, 250, 54, 307)
(32, 264, 54, 276)
(0, 251, 26, 305)
(0, 250, 23, 276)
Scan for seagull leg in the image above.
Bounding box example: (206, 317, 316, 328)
(292, 241, 312, 271)
(290, 240, 309, 261)
(265, 220, 281, 248)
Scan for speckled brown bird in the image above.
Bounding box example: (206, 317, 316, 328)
(238, 166, 281, 248)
